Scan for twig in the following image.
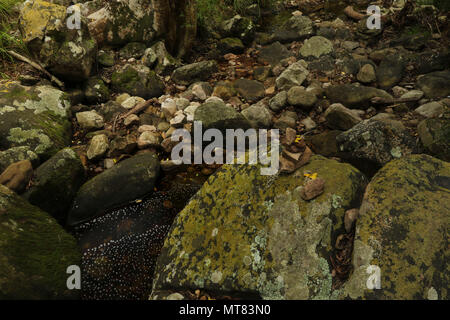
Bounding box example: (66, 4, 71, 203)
(7, 50, 65, 89)
(344, 6, 366, 21)
(371, 96, 421, 105)
(118, 99, 153, 120)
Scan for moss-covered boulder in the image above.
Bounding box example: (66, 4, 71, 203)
(83, 77, 110, 104)
(418, 115, 450, 161)
(0, 146, 39, 174)
(416, 70, 450, 99)
(171, 61, 218, 86)
(0, 82, 72, 161)
(340, 155, 449, 300)
(0, 185, 81, 299)
(24, 148, 85, 225)
(325, 84, 393, 109)
(194, 100, 251, 132)
(68, 152, 160, 226)
(111, 64, 164, 99)
(151, 156, 367, 299)
(19, 0, 97, 81)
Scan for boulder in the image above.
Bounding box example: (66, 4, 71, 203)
(376, 56, 405, 89)
(325, 84, 392, 109)
(273, 15, 314, 43)
(111, 64, 165, 99)
(171, 61, 218, 86)
(221, 15, 255, 44)
(416, 70, 450, 99)
(68, 152, 160, 226)
(324, 103, 362, 130)
(340, 155, 449, 300)
(0, 82, 72, 160)
(233, 79, 265, 103)
(0, 184, 81, 299)
(218, 38, 245, 54)
(151, 156, 367, 299)
(141, 41, 179, 75)
(418, 117, 450, 161)
(24, 148, 85, 224)
(0, 160, 33, 193)
(336, 119, 419, 166)
(19, 0, 96, 81)
(194, 100, 251, 132)
(299, 36, 334, 59)
(0, 146, 39, 174)
(84, 77, 110, 104)
(287, 86, 317, 110)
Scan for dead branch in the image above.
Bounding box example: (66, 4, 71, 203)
(7, 50, 65, 89)
(118, 99, 154, 120)
(344, 6, 366, 21)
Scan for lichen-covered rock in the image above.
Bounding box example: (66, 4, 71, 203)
(0, 184, 81, 299)
(275, 61, 309, 91)
(336, 119, 419, 166)
(325, 84, 393, 109)
(0, 146, 39, 174)
(417, 115, 450, 161)
(218, 37, 245, 54)
(273, 15, 314, 43)
(340, 155, 449, 300)
(221, 15, 255, 44)
(87, 0, 156, 47)
(299, 36, 334, 59)
(24, 148, 85, 224)
(111, 64, 164, 99)
(68, 152, 160, 226)
(151, 156, 367, 300)
(0, 82, 72, 160)
(142, 41, 179, 75)
(84, 77, 110, 104)
(171, 61, 218, 86)
(19, 0, 97, 81)
(241, 104, 273, 128)
(194, 100, 251, 132)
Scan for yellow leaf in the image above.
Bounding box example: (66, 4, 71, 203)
(304, 172, 318, 180)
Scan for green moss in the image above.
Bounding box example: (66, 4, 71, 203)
(0, 185, 81, 299)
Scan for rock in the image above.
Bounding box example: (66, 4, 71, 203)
(99, 101, 127, 122)
(151, 156, 367, 299)
(299, 178, 325, 200)
(166, 293, 184, 300)
(111, 64, 164, 99)
(306, 130, 342, 157)
(108, 134, 137, 157)
(19, 0, 96, 81)
(418, 117, 449, 161)
(376, 56, 405, 89)
(175, 98, 190, 111)
(337, 119, 418, 166)
(87, 0, 156, 47)
(416, 70, 450, 98)
(415, 101, 446, 118)
(344, 208, 359, 233)
(84, 77, 110, 104)
(299, 36, 334, 59)
(254, 66, 271, 82)
(287, 86, 317, 110)
(124, 114, 140, 126)
(191, 82, 213, 101)
(274, 111, 297, 130)
(392, 86, 409, 98)
(325, 84, 393, 108)
(98, 49, 115, 67)
(274, 15, 314, 43)
(233, 79, 265, 103)
(218, 37, 245, 54)
(138, 125, 157, 133)
(171, 61, 218, 86)
(116, 93, 131, 104)
(194, 100, 251, 132)
(324, 103, 362, 131)
(119, 42, 146, 59)
(221, 15, 255, 44)
(340, 155, 449, 299)
(269, 91, 287, 112)
(76, 111, 104, 130)
(0, 184, 81, 299)
(241, 104, 272, 128)
(121, 96, 145, 110)
(0, 82, 72, 160)
(23, 148, 85, 223)
(137, 131, 161, 149)
(87, 134, 109, 160)
(142, 41, 179, 75)
(400, 90, 424, 101)
(275, 61, 309, 91)
(0, 160, 33, 193)
(212, 81, 236, 101)
(357, 64, 376, 83)
(0, 147, 39, 174)
(169, 114, 186, 128)
(300, 117, 317, 131)
(68, 152, 160, 226)
(161, 98, 177, 120)
(258, 42, 293, 66)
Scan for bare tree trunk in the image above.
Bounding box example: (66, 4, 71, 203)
(152, 0, 197, 58)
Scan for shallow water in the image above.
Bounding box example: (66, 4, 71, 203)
(74, 169, 208, 300)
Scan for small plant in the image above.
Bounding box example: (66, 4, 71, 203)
(0, 0, 25, 61)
